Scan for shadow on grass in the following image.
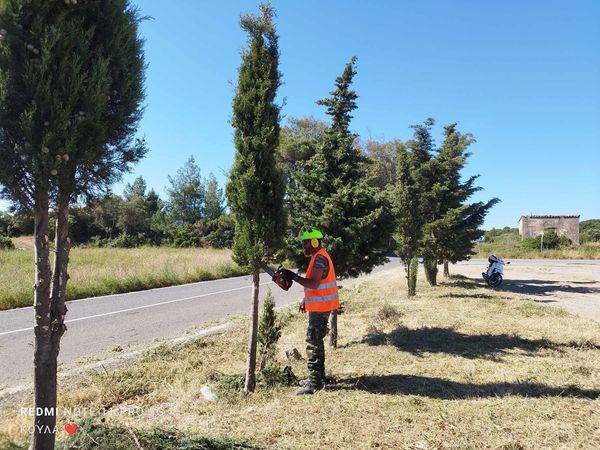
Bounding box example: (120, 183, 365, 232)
(440, 293, 496, 300)
(331, 374, 600, 399)
(499, 279, 600, 296)
(359, 326, 559, 360)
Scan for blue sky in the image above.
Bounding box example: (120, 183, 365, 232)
(3, 0, 599, 229)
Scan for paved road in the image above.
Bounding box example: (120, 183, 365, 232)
(0, 258, 402, 385)
(1, 257, 597, 385)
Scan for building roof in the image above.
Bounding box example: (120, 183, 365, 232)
(519, 215, 580, 221)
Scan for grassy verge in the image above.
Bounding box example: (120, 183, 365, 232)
(2, 267, 599, 449)
(0, 242, 245, 310)
(474, 241, 600, 259)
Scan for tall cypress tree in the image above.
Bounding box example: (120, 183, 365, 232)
(226, 3, 286, 393)
(0, 1, 146, 448)
(392, 119, 435, 296)
(288, 57, 393, 346)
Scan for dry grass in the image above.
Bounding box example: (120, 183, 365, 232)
(0, 243, 243, 309)
(1, 268, 599, 449)
(474, 241, 600, 259)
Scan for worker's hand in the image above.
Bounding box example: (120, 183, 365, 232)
(298, 301, 305, 313)
(281, 268, 299, 281)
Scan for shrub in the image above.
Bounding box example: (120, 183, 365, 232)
(171, 224, 200, 248)
(106, 233, 147, 248)
(521, 230, 572, 251)
(0, 235, 14, 250)
(257, 289, 282, 371)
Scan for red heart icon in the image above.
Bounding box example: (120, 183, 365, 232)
(65, 423, 78, 435)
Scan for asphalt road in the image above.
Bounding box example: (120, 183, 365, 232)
(0, 257, 403, 385)
(1, 257, 598, 386)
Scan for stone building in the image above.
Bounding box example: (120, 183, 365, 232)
(518, 215, 580, 245)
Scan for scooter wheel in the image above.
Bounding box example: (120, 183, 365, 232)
(488, 273, 503, 288)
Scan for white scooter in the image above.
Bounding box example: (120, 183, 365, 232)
(482, 255, 509, 287)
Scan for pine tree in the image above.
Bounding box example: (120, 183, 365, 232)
(226, 3, 286, 393)
(166, 156, 205, 225)
(426, 124, 499, 279)
(0, 1, 146, 447)
(277, 116, 326, 218)
(287, 57, 393, 346)
(204, 173, 224, 221)
(123, 176, 147, 200)
(392, 119, 435, 296)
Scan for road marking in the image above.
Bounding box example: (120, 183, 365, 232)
(0, 282, 274, 337)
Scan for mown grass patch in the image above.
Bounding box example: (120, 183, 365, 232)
(1, 268, 599, 449)
(0, 245, 244, 309)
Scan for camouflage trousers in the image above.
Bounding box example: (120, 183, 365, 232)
(305, 311, 330, 387)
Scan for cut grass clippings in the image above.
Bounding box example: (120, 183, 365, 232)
(1, 268, 599, 449)
(0, 244, 245, 310)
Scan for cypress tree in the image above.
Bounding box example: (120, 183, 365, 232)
(287, 57, 393, 346)
(226, 3, 286, 393)
(425, 124, 499, 279)
(392, 119, 435, 296)
(0, 1, 146, 447)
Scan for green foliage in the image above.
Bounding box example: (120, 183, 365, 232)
(484, 227, 519, 243)
(257, 364, 297, 387)
(423, 257, 437, 286)
(204, 173, 225, 221)
(68, 206, 101, 244)
(198, 214, 235, 249)
(51, 417, 260, 450)
(522, 230, 572, 251)
(420, 123, 499, 272)
(105, 232, 147, 248)
(171, 223, 199, 248)
(277, 116, 327, 217)
(123, 176, 147, 200)
(257, 288, 282, 371)
(365, 139, 402, 190)
(0, 0, 147, 207)
(0, 234, 14, 249)
(581, 219, 600, 243)
(167, 156, 206, 225)
(393, 120, 498, 292)
(392, 119, 434, 291)
(286, 57, 393, 277)
(226, 4, 286, 270)
(0, 211, 12, 235)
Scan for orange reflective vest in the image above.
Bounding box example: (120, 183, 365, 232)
(304, 248, 339, 312)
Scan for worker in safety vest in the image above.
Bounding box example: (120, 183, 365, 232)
(281, 228, 339, 395)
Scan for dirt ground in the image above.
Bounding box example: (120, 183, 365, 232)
(449, 260, 600, 323)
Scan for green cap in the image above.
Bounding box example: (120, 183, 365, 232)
(298, 228, 323, 241)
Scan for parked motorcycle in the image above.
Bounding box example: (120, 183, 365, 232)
(482, 255, 509, 287)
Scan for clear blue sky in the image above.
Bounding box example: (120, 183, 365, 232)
(4, 1, 599, 229)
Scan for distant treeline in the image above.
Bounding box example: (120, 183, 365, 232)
(0, 157, 233, 248)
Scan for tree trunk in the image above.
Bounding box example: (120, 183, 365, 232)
(30, 189, 57, 450)
(328, 309, 338, 348)
(443, 260, 450, 278)
(423, 257, 438, 286)
(407, 256, 418, 296)
(244, 271, 260, 394)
